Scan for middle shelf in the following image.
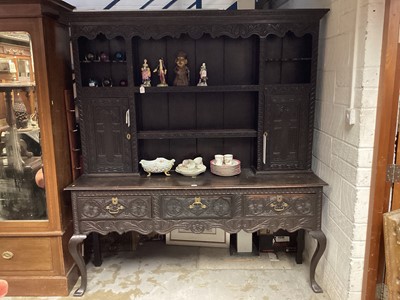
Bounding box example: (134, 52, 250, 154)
(137, 129, 258, 140)
(133, 85, 260, 93)
(79, 85, 260, 97)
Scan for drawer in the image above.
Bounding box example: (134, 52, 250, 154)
(161, 195, 233, 219)
(0, 237, 53, 272)
(75, 193, 152, 220)
(244, 193, 317, 217)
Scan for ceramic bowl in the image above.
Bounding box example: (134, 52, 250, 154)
(139, 157, 175, 176)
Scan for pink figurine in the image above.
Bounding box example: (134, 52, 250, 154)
(141, 59, 151, 87)
(153, 58, 168, 87)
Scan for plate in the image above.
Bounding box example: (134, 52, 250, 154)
(175, 164, 206, 176)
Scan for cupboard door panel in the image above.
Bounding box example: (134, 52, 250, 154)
(84, 98, 132, 173)
(263, 86, 310, 170)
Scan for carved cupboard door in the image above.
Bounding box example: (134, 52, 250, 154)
(262, 86, 311, 171)
(83, 98, 132, 173)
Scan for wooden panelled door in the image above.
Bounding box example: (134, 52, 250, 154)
(362, 0, 400, 298)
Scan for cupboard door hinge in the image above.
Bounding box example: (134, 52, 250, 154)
(386, 164, 400, 183)
(375, 283, 388, 300)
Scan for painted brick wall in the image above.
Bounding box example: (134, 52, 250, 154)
(279, 0, 384, 299)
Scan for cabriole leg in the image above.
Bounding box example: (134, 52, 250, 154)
(308, 230, 327, 293)
(69, 234, 87, 297)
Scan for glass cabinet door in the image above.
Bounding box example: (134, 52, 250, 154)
(0, 32, 47, 220)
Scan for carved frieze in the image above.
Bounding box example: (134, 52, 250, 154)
(242, 217, 317, 233)
(78, 216, 317, 235)
(72, 22, 318, 40)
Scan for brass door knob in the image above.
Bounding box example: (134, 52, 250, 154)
(2, 251, 14, 260)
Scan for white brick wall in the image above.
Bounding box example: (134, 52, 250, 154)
(280, 0, 385, 299)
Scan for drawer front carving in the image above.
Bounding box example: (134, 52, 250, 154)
(0, 237, 53, 272)
(244, 193, 316, 217)
(76, 194, 152, 220)
(162, 195, 233, 219)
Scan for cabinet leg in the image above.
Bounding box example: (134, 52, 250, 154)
(68, 234, 87, 297)
(308, 230, 326, 293)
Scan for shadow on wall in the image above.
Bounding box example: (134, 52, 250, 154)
(268, 0, 330, 9)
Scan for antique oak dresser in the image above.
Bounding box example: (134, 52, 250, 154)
(65, 8, 329, 296)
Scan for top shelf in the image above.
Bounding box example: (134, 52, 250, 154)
(133, 85, 260, 94)
(265, 58, 312, 62)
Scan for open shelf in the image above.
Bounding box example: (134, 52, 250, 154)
(72, 11, 323, 174)
(137, 129, 258, 139)
(80, 60, 127, 64)
(133, 85, 260, 93)
(264, 58, 312, 62)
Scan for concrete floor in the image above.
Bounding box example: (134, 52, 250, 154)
(6, 241, 330, 300)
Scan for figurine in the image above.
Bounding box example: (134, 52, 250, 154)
(173, 51, 190, 86)
(99, 52, 109, 62)
(197, 62, 208, 86)
(88, 78, 98, 87)
(141, 59, 152, 87)
(153, 58, 168, 87)
(85, 52, 95, 62)
(102, 78, 112, 87)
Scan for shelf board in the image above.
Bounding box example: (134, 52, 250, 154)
(137, 129, 258, 139)
(265, 57, 312, 62)
(80, 60, 127, 64)
(133, 85, 260, 93)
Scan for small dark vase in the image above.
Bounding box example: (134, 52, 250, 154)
(85, 52, 95, 61)
(114, 51, 124, 61)
(99, 52, 109, 62)
(102, 78, 113, 87)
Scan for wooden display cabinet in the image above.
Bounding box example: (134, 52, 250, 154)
(0, 0, 77, 296)
(66, 9, 329, 296)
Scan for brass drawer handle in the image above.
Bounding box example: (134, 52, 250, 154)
(270, 195, 289, 212)
(189, 197, 207, 209)
(105, 197, 125, 215)
(2, 251, 14, 260)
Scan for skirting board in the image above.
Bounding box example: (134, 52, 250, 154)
(166, 228, 230, 248)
